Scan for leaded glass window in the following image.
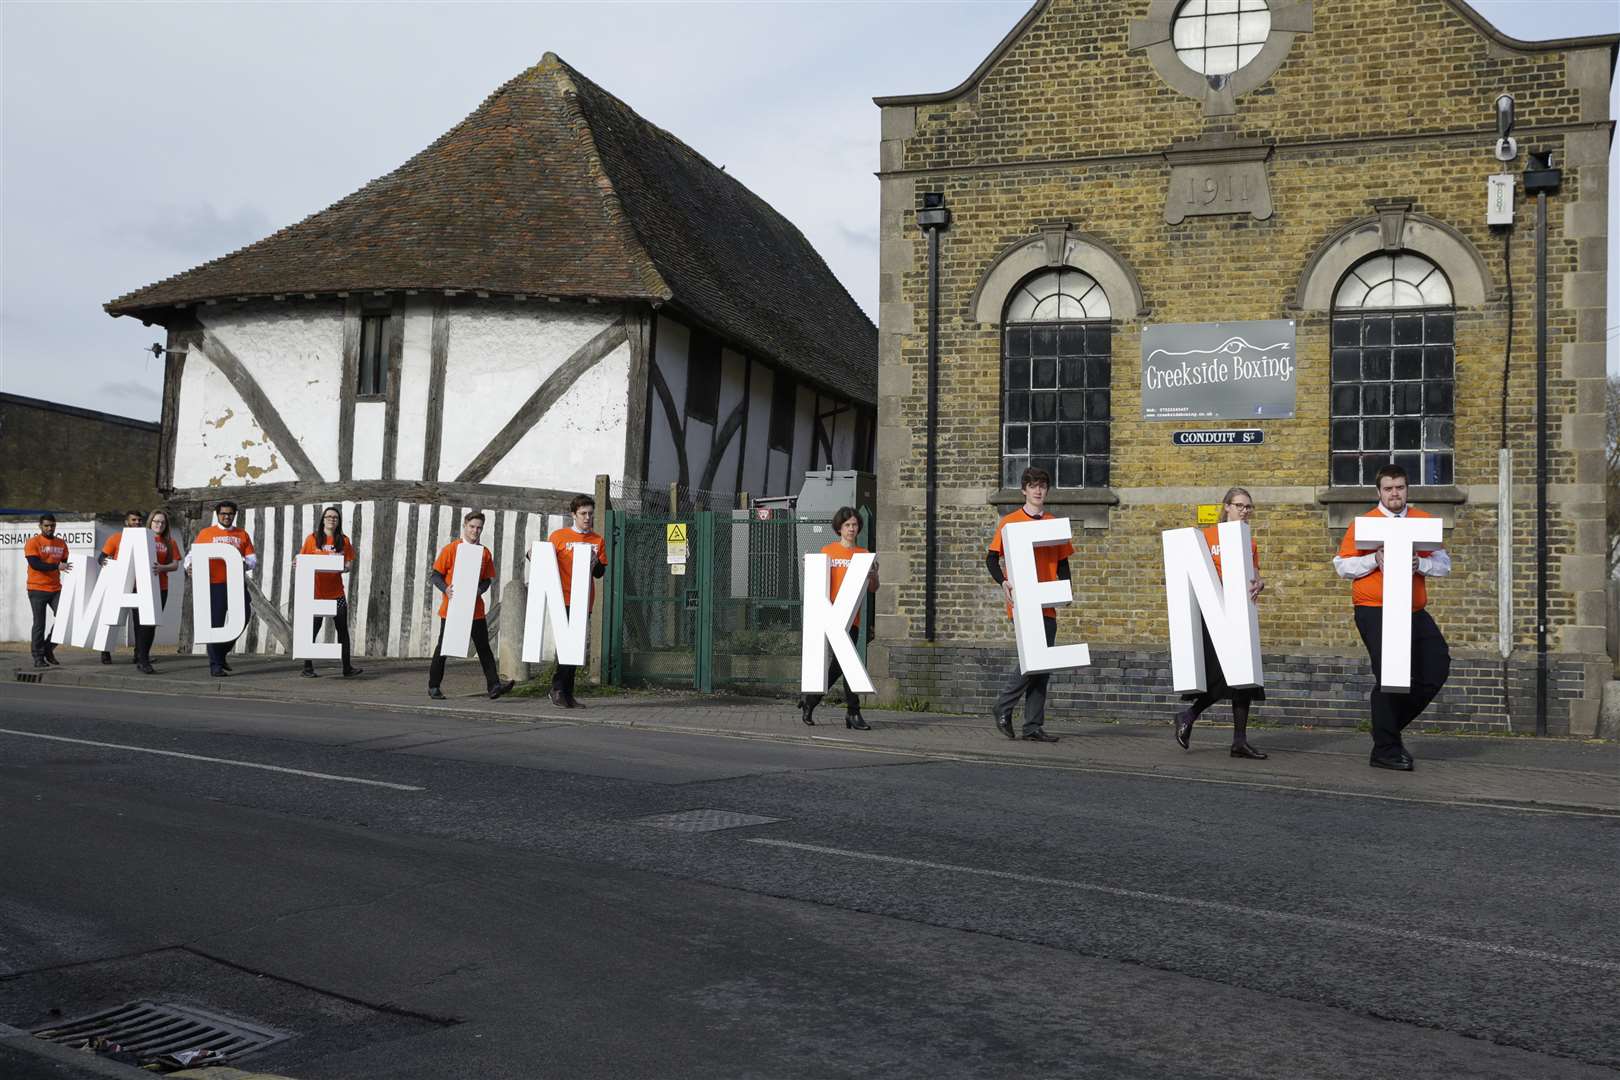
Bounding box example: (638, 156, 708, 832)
(1172, 0, 1272, 77)
(1003, 270, 1111, 490)
(1330, 253, 1455, 486)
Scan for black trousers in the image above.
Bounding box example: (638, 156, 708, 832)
(805, 625, 861, 712)
(307, 600, 352, 670)
(995, 615, 1057, 734)
(1353, 606, 1451, 754)
(206, 581, 251, 673)
(28, 590, 59, 660)
(429, 618, 499, 691)
(132, 591, 166, 666)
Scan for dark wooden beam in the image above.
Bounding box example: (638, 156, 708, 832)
(167, 480, 587, 513)
(338, 297, 361, 481)
(364, 498, 397, 657)
(699, 394, 748, 492)
(455, 318, 628, 484)
(158, 318, 201, 495)
(421, 297, 451, 482)
(620, 306, 651, 485)
(191, 331, 325, 485)
(648, 360, 690, 490)
(381, 294, 406, 480)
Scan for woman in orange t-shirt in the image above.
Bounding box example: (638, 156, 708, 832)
(298, 505, 361, 678)
(130, 509, 183, 674)
(1173, 487, 1268, 759)
(799, 506, 878, 730)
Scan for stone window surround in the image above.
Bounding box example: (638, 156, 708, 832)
(1129, 0, 1315, 117)
(1293, 200, 1493, 314)
(977, 223, 1144, 525)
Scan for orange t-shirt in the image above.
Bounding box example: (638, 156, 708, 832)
(548, 528, 606, 611)
(300, 533, 356, 600)
(434, 539, 495, 620)
(1337, 506, 1440, 610)
(821, 541, 870, 630)
(23, 534, 69, 593)
(101, 531, 177, 592)
(1201, 525, 1260, 582)
(194, 526, 255, 585)
(988, 508, 1075, 619)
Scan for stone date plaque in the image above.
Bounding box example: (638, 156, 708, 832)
(1164, 136, 1274, 224)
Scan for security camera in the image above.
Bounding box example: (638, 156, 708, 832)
(1494, 94, 1517, 162)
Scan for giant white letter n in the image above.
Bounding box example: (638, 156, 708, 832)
(1162, 521, 1262, 694)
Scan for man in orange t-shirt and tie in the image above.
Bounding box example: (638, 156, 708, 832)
(23, 514, 72, 668)
(986, 466, 1073, 743)
(544, 494, 606, 709)
(1333, 464, 1451, 771)
(427, 511, 512, 701)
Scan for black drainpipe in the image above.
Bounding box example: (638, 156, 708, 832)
(1524, 150, 1561, 736)
(917, 192, 951, 642)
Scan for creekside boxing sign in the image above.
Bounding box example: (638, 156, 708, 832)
(1141, 320, 1296, 421)
(798, 514, 1446, 695)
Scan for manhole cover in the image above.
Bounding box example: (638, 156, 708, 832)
(632, 809, 783, 833)
(34, 1000, 290, 1062)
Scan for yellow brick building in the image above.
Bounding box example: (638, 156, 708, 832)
(871, 0, 1614, 734)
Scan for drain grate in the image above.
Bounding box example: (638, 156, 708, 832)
(15, 671, 42, 683)
(631, 809, 783, 833)
(34, 1000, 290, 1061)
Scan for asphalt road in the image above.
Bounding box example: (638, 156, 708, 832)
(0, 683, 1614, 1079)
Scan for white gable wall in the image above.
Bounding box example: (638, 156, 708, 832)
(394, 297, 436, 481)
(483, 340, 630, 489)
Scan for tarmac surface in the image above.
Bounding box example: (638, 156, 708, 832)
(2, 645, 1616, 1079)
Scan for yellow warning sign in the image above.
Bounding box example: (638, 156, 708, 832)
(1196, 505, 1221, 525)
(665, 523, 688, 543)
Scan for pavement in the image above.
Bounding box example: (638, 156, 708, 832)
(10, 644, 1616, 816)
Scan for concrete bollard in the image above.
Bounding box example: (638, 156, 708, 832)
(497, 578, 530, 684)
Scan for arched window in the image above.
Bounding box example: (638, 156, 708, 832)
(1330, 254, 1455, 486)
(1002, 269, 1111, 490)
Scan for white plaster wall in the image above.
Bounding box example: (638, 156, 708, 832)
(196, 301, 343, 481)
(646, 315, 690, 489)
(742, 361, 774, 497)
(483, 342, 630, 489)
(830, 402, 855, 469)
(352, 402, 386, 480)
(684, 417, 715, 490)
(791, 385, 817, 479)
(394, 298, 436, 481)
(768, 448, 790, 496)
(173, 356, 284, 488)
(437, 301, 619, 481)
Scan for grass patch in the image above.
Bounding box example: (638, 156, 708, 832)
(507, 662, 630, 699)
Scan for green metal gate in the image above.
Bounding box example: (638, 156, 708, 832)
(602, 508, 870, 693)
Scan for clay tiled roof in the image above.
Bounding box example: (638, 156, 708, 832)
(106, 55, 876, 403)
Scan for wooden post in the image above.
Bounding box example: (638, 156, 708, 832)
(589, 473, 610, 685)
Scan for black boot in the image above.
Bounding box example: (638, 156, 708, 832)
(302, 662, 318, 678)
(1230, 702, 1267, 759)
(799, 695, 818, 726)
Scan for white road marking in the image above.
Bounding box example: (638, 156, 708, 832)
(747, 838, 1620, 975)
(0, 728, 424, 791)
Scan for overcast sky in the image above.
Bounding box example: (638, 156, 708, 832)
(2, 1, 1615, 422)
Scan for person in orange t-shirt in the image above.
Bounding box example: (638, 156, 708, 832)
(298, 505, 361, 679)
(986, 466, 1073, 743)
(542, 494, 606, 710)
(187, 501, 258, 677)
(1172, 487, 1268, 759)
(128, 509, 182, 675)
(427, 510, 511, 701)
(23, 514, 72, 668)
(799, 506, 878, 730)
(95, 510, 145, 664)
(1332, 464, 1452, 771)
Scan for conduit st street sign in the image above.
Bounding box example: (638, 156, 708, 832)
(1141, 319, 1296, 421)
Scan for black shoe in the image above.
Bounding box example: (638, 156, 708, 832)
(428, 687, 446, 700)
(222, 660, 233, 672)
(1174, 709, 1194, 750)
(211, 668, 229, 678)
(994, 712, 1015, 740)
(100, 651, 112, 665)
(1022, 730, 1060, 743)
(564, 695, 585, 709)
(33, 658, 48, 669)
(301, 665, 318, 678)
(1230, 743, 1268, 759)
(1370, 752, 1413, 772)
(342, 667, 363, 677)
(44, 653, 60, 666)
(846, 711, 871, 731)
(549, 688, 569, 708)
(800, 697, 817, 726)
(489, 679, 515, 700)
(138, 663, 156, 675)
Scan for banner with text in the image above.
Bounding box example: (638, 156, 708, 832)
(1141, 320, 1296, 421)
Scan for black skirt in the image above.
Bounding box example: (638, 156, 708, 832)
(1180, 621, 1266, 704)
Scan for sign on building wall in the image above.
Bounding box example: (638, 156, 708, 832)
(0, 520, 97, 643)
(1141, 320, 1296, 421)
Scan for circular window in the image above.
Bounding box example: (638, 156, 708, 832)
(1172, 0, 1272, 77)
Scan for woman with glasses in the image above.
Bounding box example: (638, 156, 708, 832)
(1173, 486, 1267, 759)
